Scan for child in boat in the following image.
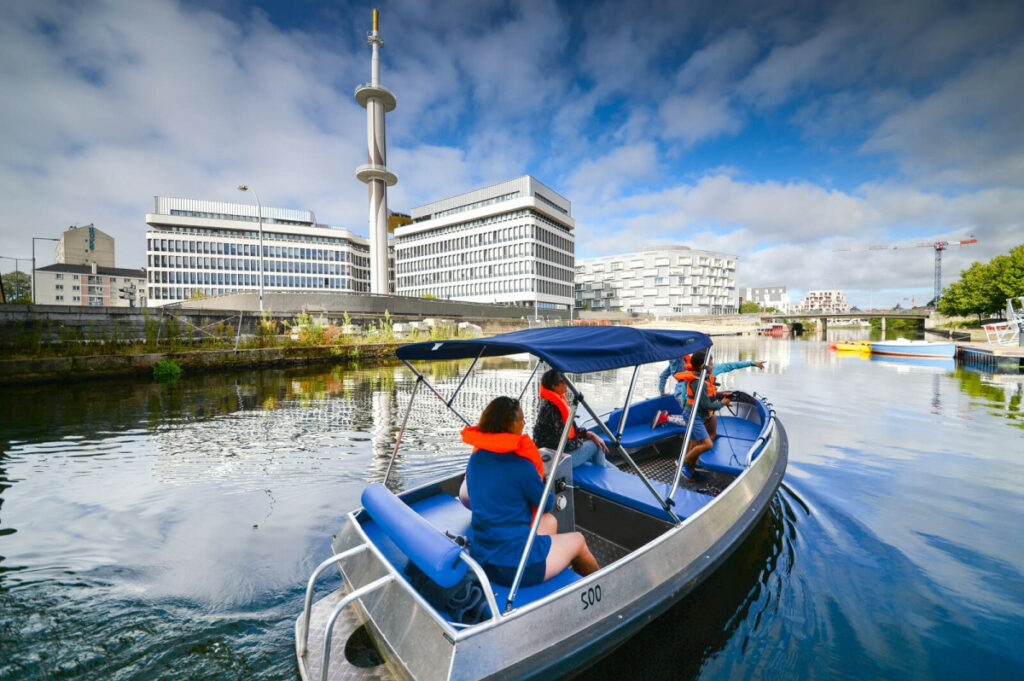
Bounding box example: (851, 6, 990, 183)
(532, 369, 611, 468)
(658, 353, 764, 439)
(651, 350, 732, 483)
(463, 396, 599, 586)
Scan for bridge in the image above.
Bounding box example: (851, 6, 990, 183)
(762, 310, 931, 333)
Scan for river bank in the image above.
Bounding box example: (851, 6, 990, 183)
(0, 342, 403, 385)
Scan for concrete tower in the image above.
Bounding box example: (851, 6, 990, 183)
(355, 8, 398, 294)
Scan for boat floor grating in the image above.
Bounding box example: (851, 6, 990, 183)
(579, 527, 630, 567)
(617, 455, 729, 497)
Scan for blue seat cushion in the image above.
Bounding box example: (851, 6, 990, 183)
(598, 395, 690, 451)
(715, 415, 762, 440)
(573, 463, 713, 522)
(361, 484, 468, 588)
(491, 565, 581, 612)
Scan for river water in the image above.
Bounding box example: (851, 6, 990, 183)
(1, 336, 1021, 680)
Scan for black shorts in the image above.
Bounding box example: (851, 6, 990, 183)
(483, 560, 546, 587)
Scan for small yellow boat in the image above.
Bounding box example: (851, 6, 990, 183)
(830, 340, 871, 352)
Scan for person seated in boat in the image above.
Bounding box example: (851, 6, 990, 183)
(532, 369, 611, 468)
(463, 396, 599, 586)
(651, 350, 732, 483)
(658, 354, 764, 440)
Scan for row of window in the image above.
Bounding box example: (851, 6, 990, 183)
(147, 277, 371, 301)
(400, 209, 572, 245)
(148, 254, 370, 275)
(397, 258, 572, 288)
(402, 277, 573, 299)
(397, 241, 571, 275)
(419, 191, 521, 222)
(148, 237, 372, 263)
(148, 271, 362, 289)
(153, 226, 373, 252)
(170, 209, 308, 227)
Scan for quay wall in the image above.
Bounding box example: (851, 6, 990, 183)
(0, 343, 404, 386)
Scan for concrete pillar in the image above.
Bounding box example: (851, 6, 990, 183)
(881, 316, 886, 334)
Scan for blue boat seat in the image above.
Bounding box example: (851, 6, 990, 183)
(573, 463, 713, 523)
(597, 395, 689, 451)
(358, 484, 581, 617)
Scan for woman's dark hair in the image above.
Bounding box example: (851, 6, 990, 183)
(540, 368, 563, 389)
(478, 396, 523, 433)
(690, 350, 708, 371)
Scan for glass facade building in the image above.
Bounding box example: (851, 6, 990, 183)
(395, 176, 575, 311)
(145, 197, 392, 306)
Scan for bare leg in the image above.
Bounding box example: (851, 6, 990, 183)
(706, 413, 717, 440)
(685, 437, 713, 466)
(545, 532, 599, 579)
(458, 478, 470, 509)
(538, 512, 558, 536)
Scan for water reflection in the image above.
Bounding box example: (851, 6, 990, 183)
(1, 339, 1022, 681)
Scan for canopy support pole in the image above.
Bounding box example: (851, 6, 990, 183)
(447, 346, 485, 408)
(616, 366, 640, 441)
(563, 376, 681, 524)
(383, 375, 422, 487)
(505, 397, 576, 612)
(400, 359, 471, 426)
(668, 348, 712, 503)
(517, 359, 543, 402)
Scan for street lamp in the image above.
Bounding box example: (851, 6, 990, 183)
(32, 237, 59, 305)
(237, 185, 264, 312)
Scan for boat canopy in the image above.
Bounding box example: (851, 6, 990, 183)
(396, 326, 712, 373)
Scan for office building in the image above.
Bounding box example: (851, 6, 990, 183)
(794, 289, 850, 313)
(145, 196, 393, 306)
(575, 245, 738, 316)
(395, 176, 575, 312)
(739, 286, 790, 313)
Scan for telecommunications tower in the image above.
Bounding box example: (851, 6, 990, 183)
(355, 8, 397, 294)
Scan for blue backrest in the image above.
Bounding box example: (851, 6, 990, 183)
(360, 483, 469, 588)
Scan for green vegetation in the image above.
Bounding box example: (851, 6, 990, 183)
(153, 359, 182, 382)
(740, 302, 781, 314)
(2, 270, 32, 303)
(938, 243, 1024, 320)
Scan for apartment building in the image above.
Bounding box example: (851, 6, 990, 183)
(575, 245, 738, 316)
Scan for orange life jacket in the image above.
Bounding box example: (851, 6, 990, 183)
(460, 426, 545, 480)
(538, 385, 576, 439)
(673, 369, 716, 412)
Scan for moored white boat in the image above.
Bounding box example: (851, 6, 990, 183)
(295, 326, 788, 681)
(869, 338, 957, 358)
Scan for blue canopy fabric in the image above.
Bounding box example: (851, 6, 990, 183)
(395, 326, 712, 373)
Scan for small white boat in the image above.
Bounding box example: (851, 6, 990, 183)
(869, 339, 957, 358)
(295, 326, 788, 680)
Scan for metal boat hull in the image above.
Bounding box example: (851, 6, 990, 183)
(298, 419, 788, 681)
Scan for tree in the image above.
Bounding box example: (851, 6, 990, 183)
(2, 270, 31, 303)
(740, 301, 760, 313)
(938, 243, 1024, 319)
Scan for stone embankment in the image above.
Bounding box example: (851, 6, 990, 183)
(0, 343, 402, 385)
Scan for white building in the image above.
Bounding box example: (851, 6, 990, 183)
(145, 196, 393, 306)
(739, 286, 790, 313)
(33, 224, 146, 307)
(395, 176, 575, 312)
(575, 245, 738, 316)
(794, 289, 850, 313)
(34, 263, 146, 307)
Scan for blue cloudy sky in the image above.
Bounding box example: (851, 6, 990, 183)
(2, 0, 1022, 308)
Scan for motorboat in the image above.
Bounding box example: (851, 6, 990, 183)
(829, 340, 871, 353)
(295, 326, 788, 680)
(869, 338, 957, 358)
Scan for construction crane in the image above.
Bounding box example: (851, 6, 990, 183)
(834, 237, 978, 304)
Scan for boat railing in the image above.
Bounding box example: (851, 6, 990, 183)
(318, 575, 395, 681)
(746, 394, 776, 467)
(298, 544, 371, 656)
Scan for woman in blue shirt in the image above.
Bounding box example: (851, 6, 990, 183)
(463, 396, 599, 587)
